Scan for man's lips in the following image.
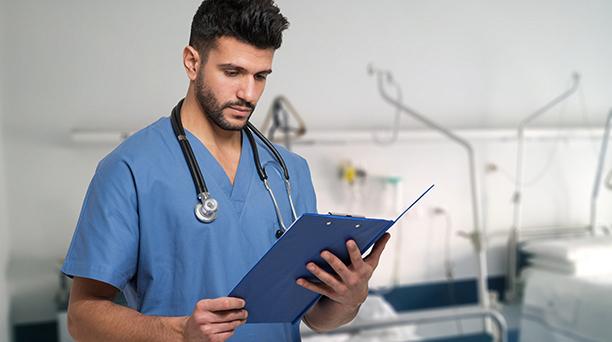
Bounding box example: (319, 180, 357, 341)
(228, 105, 252, 113)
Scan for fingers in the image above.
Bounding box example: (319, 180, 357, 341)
(300, 246, 365, 298)
(299, 235, 391, 298)
(305, 261, 343, 289)
(193, 297, 248, 324)
(310, 236, 386, 287)
(319, 250, 352, 281)
(196, 297, 245, 312)
(364, 233, 391, 269)
(199, 319, 245, 334)
(195, 308, 248, 324)
(296, 278, 333, 298)
(215, 331, 236, 341)
(186, 297, 247, 342)
(346, 240, 365, 268)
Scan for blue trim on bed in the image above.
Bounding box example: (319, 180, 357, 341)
(374, 275, 507, 312)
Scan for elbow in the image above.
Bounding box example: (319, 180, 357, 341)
(67, 304, 84, 340)
(66, 307, 78, 339)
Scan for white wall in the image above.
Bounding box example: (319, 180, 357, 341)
(294, 129, 612, 287)
(2, 0, 612, 324)
(0, 139, 9, 339)
(1, 0, 12, 339)
(3, 0, 612, 136)
(0, 132, 9, 341)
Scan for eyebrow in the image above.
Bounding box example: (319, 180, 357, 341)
(218, 63, 272, 75)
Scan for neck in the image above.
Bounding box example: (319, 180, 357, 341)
(180, 86, 242, 152)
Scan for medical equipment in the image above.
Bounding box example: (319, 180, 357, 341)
(590, 109, 612, 234)
(303, 303, 508, 342)
(505, 73, 582, 300)
(261, 95, 307, 150)
(302, 294, 421, 341)
(372, 74, 403, 145)
(338, 160, 366, 185)
(386, 176, 404, 287)
(368, 64, 491, 319)
(519, 237, 612, 342)
(512, 108, 612, 339)
(170, 99, 297, 237)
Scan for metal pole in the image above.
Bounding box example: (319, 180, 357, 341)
(590, 109, 612, 234)
(368, 65, 490, 315)
(506, 73, 581, 301)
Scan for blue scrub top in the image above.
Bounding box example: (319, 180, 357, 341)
(62, 116, 317, 341)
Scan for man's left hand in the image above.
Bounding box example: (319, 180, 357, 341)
(296, 233, 391, 309)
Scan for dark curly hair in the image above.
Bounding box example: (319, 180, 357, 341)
(189, 0, 289, 59)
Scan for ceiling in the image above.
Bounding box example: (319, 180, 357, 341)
(2, 0, 612, 143)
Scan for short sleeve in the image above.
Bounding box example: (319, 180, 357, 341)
(61, 155, 139, 290)
(296, 156, 317, 214)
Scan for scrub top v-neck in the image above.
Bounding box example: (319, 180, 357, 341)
(183, 128, 254, 219)
(62, 116, 317, 341)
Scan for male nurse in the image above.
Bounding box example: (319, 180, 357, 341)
(62, 0, 391, 341)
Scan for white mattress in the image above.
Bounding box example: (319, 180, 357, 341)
(520, 268, 612, 342)
(522, 236, 612, 263)
(529, 256, 612, 277)
(301, 295, 420, 342)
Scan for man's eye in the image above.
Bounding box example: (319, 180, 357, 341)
(224, 70, 239, 77)
(255, 74, 268, 81)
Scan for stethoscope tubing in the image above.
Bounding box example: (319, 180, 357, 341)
(170, 99, 297, 234)
(170, 101, 209, 196)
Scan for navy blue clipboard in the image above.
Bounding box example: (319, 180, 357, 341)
(228, 184, 434, 324)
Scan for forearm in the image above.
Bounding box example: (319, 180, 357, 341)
(68, 297, 186, 342)
(303, 296, 360, 333)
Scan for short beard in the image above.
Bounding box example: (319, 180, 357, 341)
(195, 73, 255, 131)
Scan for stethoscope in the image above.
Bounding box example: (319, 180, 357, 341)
(170, 99, 298, 238)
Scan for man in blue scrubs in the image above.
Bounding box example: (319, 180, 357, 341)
(62, 0, 390, 341)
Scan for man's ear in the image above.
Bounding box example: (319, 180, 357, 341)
(183, 45, 201, 81)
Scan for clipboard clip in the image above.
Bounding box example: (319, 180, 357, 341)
(327, 212, 366, 218)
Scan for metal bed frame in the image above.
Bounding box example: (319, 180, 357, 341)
(302, 305, 508, 342)
(589, 109, 612, 234)
(505, 73, 583, 301)
(506, 107, 612, 305)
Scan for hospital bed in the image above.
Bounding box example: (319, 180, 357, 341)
(518, 237, 612, 342)
(301, 294, 508, 342)
(509, 108, 612, 341)
(505, 73, 583, 301)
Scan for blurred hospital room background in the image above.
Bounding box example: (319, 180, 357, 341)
(2, 0, 612, 341)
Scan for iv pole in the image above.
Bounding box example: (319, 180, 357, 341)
(368, 65, 490, 316)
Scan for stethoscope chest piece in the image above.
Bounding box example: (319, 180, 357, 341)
(195, 193, 218, 223)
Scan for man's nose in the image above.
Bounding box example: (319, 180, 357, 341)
(236, 78, 258, 105)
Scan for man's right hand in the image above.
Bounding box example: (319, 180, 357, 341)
(183, 297, 248, 342)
